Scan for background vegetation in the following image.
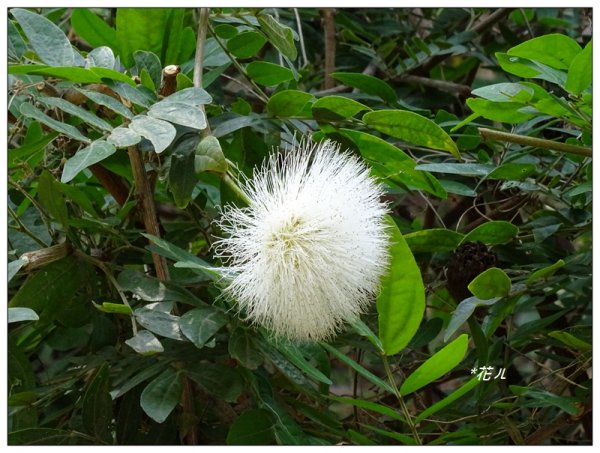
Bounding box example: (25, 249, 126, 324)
(8, 7, 592, 445)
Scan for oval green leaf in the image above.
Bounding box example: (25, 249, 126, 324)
(507, 33, 582, 70)
(312, 96, 370, 121)
(377, 218, 425, 356)
(227, 31, 267, 59)
(148, 101, 206, 130)
(266, 90, 314, 117)
(331, 72, 397, 103)
(257, 13, 298, 60)
(61, 140, 116, 183)
(179, 306, 228, 349)
(140, 368, 182, 423)
(129, 115, 176, 154)
(20, 103, 91, 144)
(404, 229, 465, 253)
(566, 40, 592, 96)
(246, 61, 294, 86)
(363, 110, 460, 159)
(400, 333, 469, 396)
(462, 221, 519, 245)
(125, 330, 164, 355)
(444, 296, 501, 342)
(468, 267, 511, 300)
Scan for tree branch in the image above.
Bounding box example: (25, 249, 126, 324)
(321, 8, 336, 90)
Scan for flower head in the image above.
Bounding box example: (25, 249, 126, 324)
(213, 139, 390, 341)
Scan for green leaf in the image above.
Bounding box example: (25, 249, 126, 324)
(328, 396, 404, 422)
(148, 102, 207, 130)
(320, 342, 394, 394)
(471, 82, 534, 103)
(527, 259, 565, 285)
(351, 319, 384, 352)
(509, 385, 579, 416)
(400, 334, 469, 396)
(8, 307, 39, 323)
(227, 409, 275, 445)
(341, 129, 447, 199)
(11, 8, 74, 66)
(38, 170, 69, 228)
(566, 40, 592, 95)
(165, 86, 213, 105)
(257, 13, 298, 60)
(507, 33, 582, 70)
(461, 221, 519, 245)
(228, 328, 263, 369)
(468, 267, 511, 300)
(8, 259, 27, 283)
(125, 330, 164, 355)
(82, 363, 112, 443)
(331, 72, 397, 103)
(134, 50, 162, 89)
(85, 46, 116, 69)
(129, 115, 176, 154)
(71, 8, 118, 50)
(246, 61, 294, 86)
(179, 306, 228, 349)
(134, 307, 184, 341)
(9, 64, 133, 85)
(404, 229, 465, 253)
(8, 19, 27, 60)
(548, 331, 591, 352)
(466, 98, 534, 124)
(107, 127, 142, 148)
(361, 425, 417, 445)
(186, 363, 244, 403)
(214, 24, 238, 39)
(487, 163, 536, 180)
(8, 428, 91, 445)
(444, 296, 501, 342)
(163, 9, 185, 65)
(194, 135, 228, 173)
(415, 376, 481, 423)
(363, 110, 460, 159)
(168, 146, 196, 209)
(38, 97, 113, 132)
(61, 140, 116, 183)
(116, 9, 169, 67)
(377, 218, 425, 356)
(496, 53, 567, 87)
(227, 31, 267, 59)
(312, 96, 371, 121)
(415, 162, 493, 176)
(93, 302, 133, 315)
(275, 340, 333, 385)
(267, 90, 314, 117)
(77, 88, 134, 119)
(140, 368, 182, 423)
(19, 103, 91, 144)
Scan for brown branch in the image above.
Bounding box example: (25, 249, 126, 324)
(127, 146, 169, 281)
(479, 128, 592, 157)
(89, 164, 130, 207)
(321, 8, 336, 90)
(159, 64, 180, 97)
(20, 242, 72, 273)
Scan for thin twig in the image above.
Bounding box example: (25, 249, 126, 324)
(294, 8, 309, 67)
(8, 205, 49, 248)
(479, 127, 592, 157)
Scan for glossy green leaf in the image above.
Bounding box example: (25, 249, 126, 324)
(507, 33, 581, 70)
(129, 115, 176, 154)
(400, 334, 469, 396)
(267, 90, 314, 117)
(107, 127, 142, 148)
(342, 129, 447, 199)
(134, 307, 184, 341)
(377, 218, 425, 356)
(548, 331, 591, 352)
(331, 72, 397, 103)
(140, 368, 182, 423)
(8, 307, 39, 323)
(275, 340, 332, 385)
(116, 9, 170, 67)
(214, 24, 238, 39)
(404, 229, 465, 253)
(468, 267, 511, 300)
(496, 53, 567, 87)
(509, 385, 579, 416)
(93, 302, 133, 315)
(227, 31, 267, 59)
(527, 259, 565, 285)
(148, 101, 207, 130)
(462, 221, 519, 245)
(71, 8, 118, 50)
(125, 330, 164, 355)
(38, 97, 113, 132)
(415, 376, 481, 423)
(466, 98, 534, 124)
(363, 110, 460, 159)
(246, 61, 294, 86)
(257, 13, 298, 60)
(362, 425, 417, 445)
(179, 306, 228, 349)
(77, 88, 134, 119)
(38, 170, 68, 228)
(19, 103, 91, 144)
(228, 328, 263, 369)
(194, 135, 228, 173)
(487, 163, 536, 180)
(11, 8, 74, 66)
(168, 146, 196, 208)
(9, 64, 134, 85)
(320, 342, 394, 394)
(82, 363, 112, 443)
(471, 83, 534, 103)
(444, 296, 501, 342)
(134, 50, 162, 89)
(165, 86, 213, 105)
(312, 96, 371, 121)
(8, 259, 27, 283)
(61, 140, 116, 183)
(566, 40, 592, 95)
(227, 409, 275, 445)
(86, 46, 116, 69)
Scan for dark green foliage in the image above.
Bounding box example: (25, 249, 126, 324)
(8, 7, 591, 446)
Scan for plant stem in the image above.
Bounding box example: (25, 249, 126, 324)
(194, 7, 212, 138)
(479, 127, 592, 157)
(222, 172, 250, 205)
(381, 354, 422, 445)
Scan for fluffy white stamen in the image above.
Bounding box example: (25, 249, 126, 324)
(213, 139, 390, 341)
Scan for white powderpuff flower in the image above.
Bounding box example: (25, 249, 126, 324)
(213, 139, 390, 341)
